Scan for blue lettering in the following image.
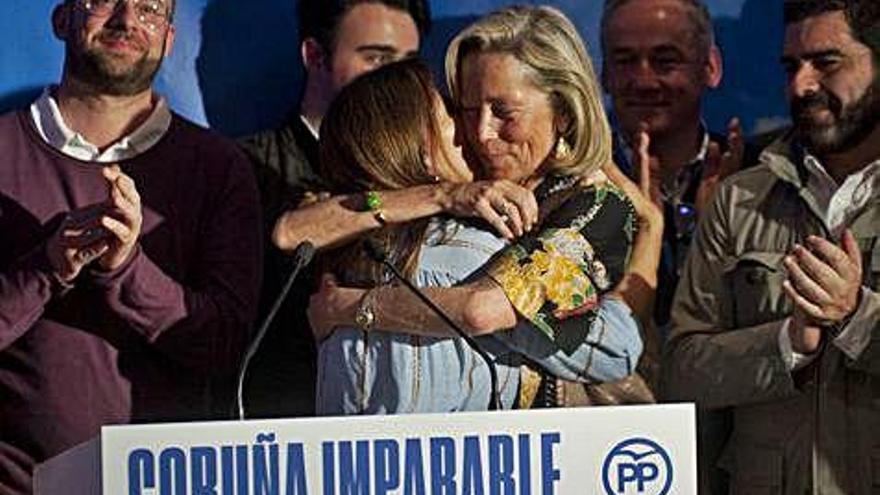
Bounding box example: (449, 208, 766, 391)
(430, 437, 456, 495)
(462, 436, 484, 495)
(235, 446, 250, 495)
(159, 447, 187, 495)
(518, 435, 531, 495)
(192, 447, 218, 495)
(403, 438, 426, 495)
(338, 441, 370, 495)
(618, 462, 658, 493)
(253, 434, 280, 495)
(322, 442, 335, 495)
(617, 464, 637, 493)
(540, 433, 560, 495)
(128, 449, 155, 495)
(221, 445, 250, 495)
(638, 463, 659, 491)
(285, 443, 308, 495)
(374, 439, 400, 494)
(489, 435, 514, 495)
(220, 447, 235, 495)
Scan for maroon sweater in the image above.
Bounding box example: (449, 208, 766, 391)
(0, 110, 262, 493)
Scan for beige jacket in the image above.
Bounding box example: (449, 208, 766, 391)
(663, 133, 880, 494)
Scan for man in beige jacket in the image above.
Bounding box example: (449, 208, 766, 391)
(664, 0, 880, 493)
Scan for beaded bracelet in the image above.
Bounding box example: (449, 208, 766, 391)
(364, 191, 387, 225)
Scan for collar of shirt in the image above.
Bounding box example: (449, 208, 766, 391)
(620, 122, 710, 205)
(802, 153, 880, 237)
(30, 86, 172, 163)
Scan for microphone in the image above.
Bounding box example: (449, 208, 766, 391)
(363, 238, 501, 411)
(236, 241, 316, 420)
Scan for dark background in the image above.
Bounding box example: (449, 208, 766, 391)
(0, 0, 788, 138)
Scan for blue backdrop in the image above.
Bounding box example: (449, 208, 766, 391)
(0, 0, 789, 138)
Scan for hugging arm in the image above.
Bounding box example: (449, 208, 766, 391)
(272, 180, 539, 251)
(310, 175, 660, 382)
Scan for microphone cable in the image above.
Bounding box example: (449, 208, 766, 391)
(236, 241, 315, 420)
(363, 238, 501, 411)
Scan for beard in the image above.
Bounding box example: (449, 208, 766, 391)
(66, 29, 165, 96)
(791, 79, 880, 155)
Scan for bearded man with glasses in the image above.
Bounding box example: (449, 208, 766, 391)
(0, 1, 262, 492)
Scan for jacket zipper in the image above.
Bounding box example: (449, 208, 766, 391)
(409, 335, 421, 412)
(358, 331, 370, 412)
(812, 357, 820, 494)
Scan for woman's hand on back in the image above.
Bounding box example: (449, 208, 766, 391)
(441, 180, 538, 240)
(307, 273, 365, 342)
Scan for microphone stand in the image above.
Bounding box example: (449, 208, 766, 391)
(236, 241, 315, 420)
(363, 239, 501, 411)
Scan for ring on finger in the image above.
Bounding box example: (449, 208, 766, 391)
(498, 202, 514, 224)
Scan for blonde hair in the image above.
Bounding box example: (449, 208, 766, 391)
(601, 0, 716, 55)
(445, 5, 612, 177)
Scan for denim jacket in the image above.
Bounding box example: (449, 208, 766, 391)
(317, 218, 642, 415)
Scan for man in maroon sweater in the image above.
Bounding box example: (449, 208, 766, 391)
(0, 1, 261, 492)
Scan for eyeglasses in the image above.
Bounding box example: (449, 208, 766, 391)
(79, 0, 171, 31)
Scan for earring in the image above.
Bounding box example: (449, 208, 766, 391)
(555, 136, 572, 160)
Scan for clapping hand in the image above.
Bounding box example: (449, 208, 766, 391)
(95, 165, 142, 272)
(608, 128, 664, 231)
(45, 204, 111, 283)
(631, 123, 663, 207)
(783, 231, 863, 353)
(45, 165, 143, 284)
(696, 117, 744, 213)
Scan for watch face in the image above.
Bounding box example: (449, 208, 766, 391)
(356, 303, 375, 330)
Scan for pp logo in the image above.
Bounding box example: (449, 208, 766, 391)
(601, 437, 673, 495)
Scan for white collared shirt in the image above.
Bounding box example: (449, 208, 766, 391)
(802, 153, 880, 237)
(30, 86, 172, 162)
(779, 153, 880, 370)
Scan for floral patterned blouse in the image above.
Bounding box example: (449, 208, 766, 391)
(488, 174, 637, 357)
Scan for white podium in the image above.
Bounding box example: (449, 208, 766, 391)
(35, 404, 696, 495)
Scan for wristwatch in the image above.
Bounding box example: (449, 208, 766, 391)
(355, 289, 377, 331)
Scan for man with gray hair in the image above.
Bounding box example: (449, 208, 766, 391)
(600, 3, 744, 490)
(601, 0, 744, 333)
(666, 0, 880, 491)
